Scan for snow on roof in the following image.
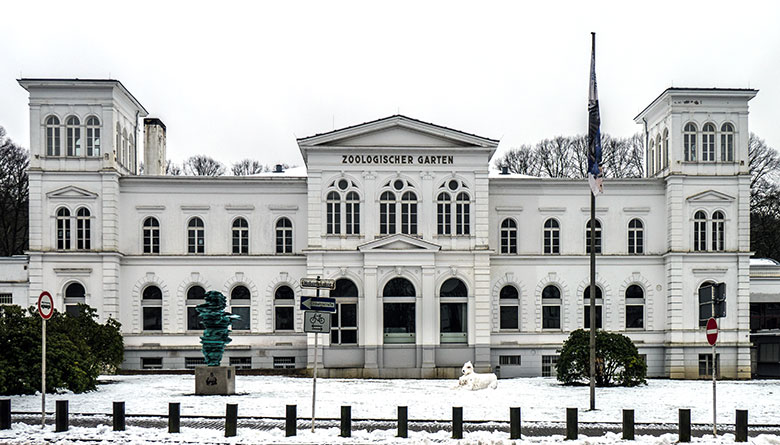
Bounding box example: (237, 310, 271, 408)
(488, 168, 537, 179)
(247, 165, 308, 177)
(751, 258, 780, 266)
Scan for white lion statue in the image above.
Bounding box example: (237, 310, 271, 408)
(458, 361, 498, 390)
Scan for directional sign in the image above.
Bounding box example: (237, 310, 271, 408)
(37, 291, 54, 320)
(706, 317, 718, 346)
(300, 296, 336, 313)
(300, 278, 336, 290)
(304, 311, 331, 333)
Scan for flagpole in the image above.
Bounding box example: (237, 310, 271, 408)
(588, 31, 597, 412)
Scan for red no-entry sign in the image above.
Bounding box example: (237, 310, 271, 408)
(706, 317, 718, 345)
(37, 291, 54, 320)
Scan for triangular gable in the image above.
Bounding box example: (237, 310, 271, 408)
(46, 185, 98, 200)
(358, 234, 441, 252)
(334, 126, 471, 148)
(686, 190, 735, 203)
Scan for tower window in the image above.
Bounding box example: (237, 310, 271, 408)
(702, 123, 716, 162)
(45, 115, 61, 156)
(66, 116, 81, 156)
(684, 123, 697, 162)
(721, 123, 734, 162)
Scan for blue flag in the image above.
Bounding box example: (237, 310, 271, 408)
(588, 33, 603, 195)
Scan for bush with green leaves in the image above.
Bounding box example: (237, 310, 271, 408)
(556, 329, 647, 387)
(0, 304, 123, 395)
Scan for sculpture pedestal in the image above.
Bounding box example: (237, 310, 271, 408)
(195, 366, 236, 395)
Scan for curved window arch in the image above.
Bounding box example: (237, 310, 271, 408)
(45, 115, 61, 156)
(437, 192, 452, 235)
(648, 138, 655, 175)
(440, 278, 467, 297)
(663, 128, 669, 168)
(142, 217, 160, 254)
(694, 210, 707, 251)
(230, 285, 251, 331)
(121, 128, 128, 166)
(379, 191, 396, 235)
(544, 218, 560, 254)
(143, 285, 162, 299)
(585, 219, 602, 254)
(625, 284, 645, 329)
(129, 134, 136, 172)
(66, 116, 81, 156)
(684, 122, 698, 162)
(65, 282, 85, 297)
(186, 285, 206, 330)
(500, 218, 517, 254)
(542, 285, 561, 329)
(583, 285, 603, 329)
(76, 207, 91, 250)
(383, 277, 416, 343)
(401, 191, 418, 235)
(232, 217, 249, 254)
(116, 123, 121, 163)
(274, 285, 295, 331)
(332, 278, 358, 344)
(656, 134, 662, 172)
(65, 282, 86, 316)
(721, 123, 734, 161)
(187, 217, 205, 254)
(711, 211, 725, 251)
(275, 217, 293, 253)
(142, 285, 163, 331)
(628, 218, 644, 254)
(383, 277, 415, 296)
(702, 123, 716, 162)
(86, 116, 101, 157)
(326, 191, 341, 235)
(56, 207, 71, 250)
(499, 285, 520, 330)
(455, 192, 470, 235)
(345, 191, 360, 235)
(187, 285, 205, 300)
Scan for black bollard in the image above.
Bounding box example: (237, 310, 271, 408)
(452, 406, 463, 439)
(510, 407, 521, 439)
(285, 405, 296, 437)
(55, 400, 68, 432)
(340, 406, 351, 438)
(113, 401, 125, 431)
(566, 407, 577, 440)
(0, 399, 10, 430)
(397, 406, 408, 438)
(169, 402, 180, 434)
(622, 409, 634, 440)
(678, 408, 691, 443)
(736, 410, 748, 442)
(225, 403, 237, 437)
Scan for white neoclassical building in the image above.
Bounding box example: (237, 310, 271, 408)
(5, 78, 780, 379)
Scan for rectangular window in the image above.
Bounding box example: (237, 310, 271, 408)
(0, 293, 12, 305)
(542, 355, 559, 377)
(698, 353, 720, 378)
(331, 303, 358, 345)
(383, 302, 415, 343)
(758, 344, 780, 363)
(625, 305, 644, 329)
(229, 356, 252, 370)
(750, 303, 780, 332)
(584, 305, 603, 329)
(275, 306, 294, 331)
(542, 306, 560, 329)
(499, 355, 521, 366)
(185, 357, 206, 369)
(141, 357, 163, 370)
(440, 302, 467, 343)
(142, 307, 162, 331)
(273, 356, 296, 369)
(500, 306, 519, 330)
(187, 306, 204, 330)
(231, 306, 251, 331)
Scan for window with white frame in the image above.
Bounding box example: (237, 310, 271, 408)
(46, 115, 61, 156)
(232, 217, 249, 254)
(331, 278, 358, 345)
(648, 139, 655, 175)
(230, 285, 251, 331)
(585, 219, 602, 254)
(141, 357, 163, 369)
(380, 191, 397, 235)
(121, 128, 128, 166)
(628, 218, 644, 254)
(583, 285, 603, 329)
(56, 207, 71, 250)
(345, 191, 360, 235)
(684, 122, 697, 161)
(698, 353, 720, 378)
(275, 217, 293, 253)
(542, 355, 559, 377)
(143, 217, 160, 254)
(702, 123, 716, 162)
(326, 191, 341, 235)
(65, 282, 86, 316)
(186, 285, 205, 330)
(656, 134, 662, 172)
(663, 128, 669, 168)
(436, 192, 452, 235)
(721, 123, 734, 161)
(142, 285, 163, 331)
(436, 179, 470, 236)
(625, 284, 644, 329)
(274, 285, 295, 331)
(499, 285, 519, 330)
(383, 277, 416, 344)
(115, 124, 121, 162)
(76, 207, 90, 250)
(400, 191, 418, 235)
(542, 285, 561, 329)
(86, 116, 101, 156)
(325, 179, 361, 236)
(693, 210, 707, 252)
(0, 293, 12, 305)
(230, 357, 252, 370)
(440, 278, 467, 343)
(455, 192, 470, 235)
(187, 217, 205, 254)
(500, 218, 517, 254)
(544, 218, 560, 254)
(711, 211, 725, 251)
(66, 116, 81, 156)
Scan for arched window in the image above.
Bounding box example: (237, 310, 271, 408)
(116, 123, 121, 163)
(401, 191, 418, 235)
(693, 210, 707, 252)
(625, 285, 644, 329)
(544, 218, 560, 254)
(436, 192, 452, 235)
(76, 207, 91, 250)
(129, 134, 136, 172)
(542, 285, 561, 329)
(230, 285, 251, 331)
(86, 116, 101, 157)
(684, 123, 697, 162)
(56, 207, 71, 250)
(66, 116, 81, 156)
(656, 134, 662, 172)
(274, 285, 295, 331)
(326, 191, 341, 235)
(345, 191, 360, 235)
(440, 278, 467, 343)
(187, 217, 205, 254)
(331, 279, 358, 345)
(65, 282, 86, 316)
(232, 217, 249, 254)
(379, 191, 396, 235)
(455, 192, 470, 235)
(585, 219, 602, 254)
(721, 123, 734, 162)
(121, 128, 128, 166)
(648, 139, 655, 175)
(711, 211, 725, 251)
(663, 128, 669, 168)
(143, 217, 160, 254)
(142, 285, 163, 331)
(45, 116, 61, 156)
(702, 123, 716, 162)
(628, 218, 644, 254)
(583, 286, 603, 329)
(275, 217, 293, 253)
(383, 277, 416, 343)
(186, 285, 206, 330)
(500, 218, 517, 254)
(499, 285, 519, 330)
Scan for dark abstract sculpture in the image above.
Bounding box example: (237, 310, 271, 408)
(196, 290, 239, 366)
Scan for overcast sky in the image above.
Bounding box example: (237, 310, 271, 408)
(2, 0, 779, 169)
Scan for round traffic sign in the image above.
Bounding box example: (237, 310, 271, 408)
(38, 291, 54, 320)
(706, 317, 718, 345)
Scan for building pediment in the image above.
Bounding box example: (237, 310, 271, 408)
(46, 185, 98, 200)
(357, 234, 441, 252)
(686, 190, 735, 203)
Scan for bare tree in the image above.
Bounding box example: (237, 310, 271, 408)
(0, 126, 29, 256)
(165, 160, 183, 176)
(492, 145, 539, 175)
(749, 133, 780, 191)
(183, 155, 225, 176)
(232, 159, 265, 176)
(536, 136, 575, 178)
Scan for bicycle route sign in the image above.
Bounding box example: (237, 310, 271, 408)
(304, 311, 331, 333)
(300, 296, 336, 313)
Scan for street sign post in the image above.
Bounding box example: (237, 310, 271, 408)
(37, 291, 53, 428)
(706, 317, 718, 346)
(301, 275, 335, 434)
(300, 277, 336, 290)
(300, 296, 336, 313)
(304, 311, 331, 333)
(706, 316, 718, 436)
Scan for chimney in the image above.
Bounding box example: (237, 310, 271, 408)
(274, 164, 284, 173)
(143, 118, 167, 175)
(500, 165, 509, 175)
